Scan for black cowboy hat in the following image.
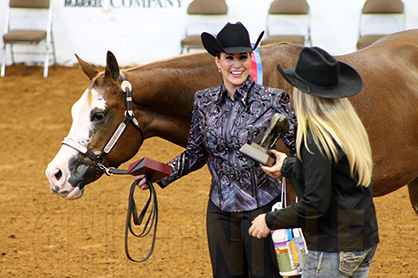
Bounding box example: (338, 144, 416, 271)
(201, 22, 264, 56)
(277, 47, 363, 98)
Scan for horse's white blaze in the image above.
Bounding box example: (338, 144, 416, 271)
(45, 88, 107, 199)
(68, 88, 106, 140)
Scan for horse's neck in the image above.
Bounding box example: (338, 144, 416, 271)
(130, 53, 220, 147)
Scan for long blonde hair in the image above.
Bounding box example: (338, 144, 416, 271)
(293, 88, 373, 187)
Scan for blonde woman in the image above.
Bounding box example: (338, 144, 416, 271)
(249, 47, 379, 277)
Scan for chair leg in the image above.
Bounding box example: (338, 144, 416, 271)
(10, 45, 15, 65)
(51, 33, 57, 66)
(43, 54, 49, 78)
(1, 45, 6, 77)
(43, 43, 50, 78)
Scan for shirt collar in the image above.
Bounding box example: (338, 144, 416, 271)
(217, 75, 256, 106)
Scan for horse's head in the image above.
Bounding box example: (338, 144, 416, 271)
(45, 51, 144, 199)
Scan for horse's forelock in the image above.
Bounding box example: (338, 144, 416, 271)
(91, 71, 123, 96)
(90, 88, 107, 110)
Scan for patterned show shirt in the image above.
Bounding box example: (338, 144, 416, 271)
(159, 76, 296, 212)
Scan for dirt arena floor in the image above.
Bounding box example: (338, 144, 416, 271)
(0, 64, 417, 278)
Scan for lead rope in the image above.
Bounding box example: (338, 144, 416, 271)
(126, 178, 158, 262)
(112, 171, 158, 262)
(281, 176, 286, 208)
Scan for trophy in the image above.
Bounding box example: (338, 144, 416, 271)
(239, 113, 290, 166)
(127, 157, 171, 182)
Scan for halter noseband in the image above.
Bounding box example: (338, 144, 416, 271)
(62, 72, 145, 176)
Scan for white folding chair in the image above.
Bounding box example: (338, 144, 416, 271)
(1, 0, 56, 78)
(180, 0, 228, 54)
(357, 0, 405, 49)
(261, 0, 312, 46)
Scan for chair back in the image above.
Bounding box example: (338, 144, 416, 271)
(10, 0, 50, 9)
(187, 0, 227, 15)
(362, 0, 404, 14)
(269, 0, 309, 14)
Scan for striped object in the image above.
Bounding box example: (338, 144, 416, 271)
(250, 44, 263, 85)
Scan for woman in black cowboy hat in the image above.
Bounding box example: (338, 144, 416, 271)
(137, 21, 296, 277)
(249, 47, 379, 277)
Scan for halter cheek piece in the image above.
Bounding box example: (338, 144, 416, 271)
(62, 72, 145, 176)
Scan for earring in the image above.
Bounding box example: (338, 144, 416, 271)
(218, 68, 221, 72)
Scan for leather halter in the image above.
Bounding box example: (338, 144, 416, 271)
(62, 72, 144, 176)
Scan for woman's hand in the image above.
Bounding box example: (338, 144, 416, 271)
(249, 214, 271, 239)
(260, 150, 287, 178)
(134, 174, 149, 190)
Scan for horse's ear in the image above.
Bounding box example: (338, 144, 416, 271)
(105, 51, 120, 82)
(75, 53, 98, 80)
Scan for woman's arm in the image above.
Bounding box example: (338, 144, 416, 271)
(260, 149, 288, 178)
(137, 94, 209, 189)
(265, 141, 333, 230)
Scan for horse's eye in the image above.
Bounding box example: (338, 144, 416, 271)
(91, 112, 105, 122)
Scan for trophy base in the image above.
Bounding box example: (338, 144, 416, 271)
(127, 157, 171, 182)
(239, 143, 276, 166)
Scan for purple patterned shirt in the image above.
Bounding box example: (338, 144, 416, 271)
(159, 76, 296, 212)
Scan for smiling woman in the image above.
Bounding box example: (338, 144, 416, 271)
(133, 21, 297, 278)
(215, 52, 252, 97)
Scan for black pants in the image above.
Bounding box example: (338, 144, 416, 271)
(206, 199, 282, 278)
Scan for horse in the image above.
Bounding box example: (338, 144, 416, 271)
(45, 29, 418, 215)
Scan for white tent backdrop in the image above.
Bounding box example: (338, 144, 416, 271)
(0, 0, 417, 67)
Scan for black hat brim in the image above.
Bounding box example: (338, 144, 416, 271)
(277, 62, 363, 98)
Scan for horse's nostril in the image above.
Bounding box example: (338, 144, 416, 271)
(55, 170, 62, 181)
(51, 186, 60, 195)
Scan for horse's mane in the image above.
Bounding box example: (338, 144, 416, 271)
(126, 51, 213, 73)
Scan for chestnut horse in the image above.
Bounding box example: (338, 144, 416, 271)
(46, 30, 418, 214)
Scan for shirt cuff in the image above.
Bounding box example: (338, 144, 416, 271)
(156, 179, 168, 189)
(281, 157, 294, 178)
